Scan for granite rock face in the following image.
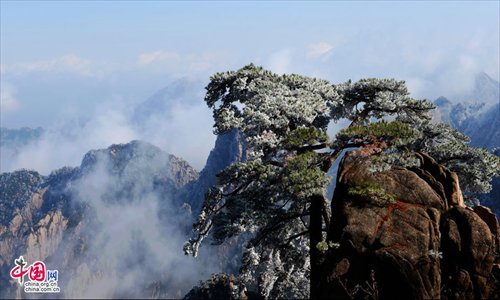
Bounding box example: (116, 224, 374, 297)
(0, 141, 200, 299)
(325, 151, 500, 300)
(180, 129, 246, 215)
(178, 130, 248, 275)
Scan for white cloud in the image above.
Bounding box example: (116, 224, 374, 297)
(1, 80, 215, 173)
(15, 54, 92, 76)
(405, 77, 433, 99)
(4, 102, 137, 174)
(138, 51, 180, 65)
(60, 55, 92, 75)
(139, 101, 215, 170)
(60, 140, 221, 298)
(307, 42, 334, 59)
(189, 60, 212, 72)
(0, 83, 21, 112)
(267, 48, 294, 74)
(406, 53, 482, 100)
(138, 51, 218, 77)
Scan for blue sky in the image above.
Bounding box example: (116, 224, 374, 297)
(2, 2, 498, 68)
(0, 1, 499, 171)
(2, 2, 499, 120)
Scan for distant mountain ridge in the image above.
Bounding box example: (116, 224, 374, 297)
(0, 127, 44, 173)
(0, 140, 205, 299)
(433, 72, 500, 150)
(0, 127, 44, 148)
(470, 71, 500, 106)
(132, 77, 205, 125)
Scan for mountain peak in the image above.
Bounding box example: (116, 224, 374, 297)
(434, 96, 452, 107)
(132, 78, 205, 124)
(475, 71, 496, 83)
(473, 72, 500, 105)
(79, 140, 198, 189)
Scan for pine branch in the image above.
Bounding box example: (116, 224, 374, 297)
(279, 230, 309, 248)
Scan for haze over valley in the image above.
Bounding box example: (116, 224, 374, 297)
(1, 1, 499, 299)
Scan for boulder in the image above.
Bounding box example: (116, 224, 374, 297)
(324, 151, 500, 299)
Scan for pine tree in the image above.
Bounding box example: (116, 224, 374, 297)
(184, 64, 500, 298)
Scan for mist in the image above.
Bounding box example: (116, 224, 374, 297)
(0, 77, 228, 299)
(0, 78, 215, 174)
(43, 141, 221, 298)
(1, 2, 498, 299)
(2, 66, 496, 177)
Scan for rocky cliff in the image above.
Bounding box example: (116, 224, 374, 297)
(324, 151, 500, 299)
(0, 140, 202, 299)
(178, 129, 248, 275)
(180, 129, 246, 215)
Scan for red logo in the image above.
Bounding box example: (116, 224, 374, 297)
(10, 256, 46, 284)
(29, 261, 46, 282)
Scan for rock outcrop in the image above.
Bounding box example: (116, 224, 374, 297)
(180, 129, 246, 215)
(325, 151, 500, 299)
(0, 141, 200, 299)
(179, 130, 248, 274)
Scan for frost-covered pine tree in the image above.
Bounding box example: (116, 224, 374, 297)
(184, 64, 500, 299)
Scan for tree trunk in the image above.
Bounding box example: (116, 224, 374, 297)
(310, 194, 324, 299)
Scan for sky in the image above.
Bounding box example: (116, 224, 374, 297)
(0, 0, 499, 171)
